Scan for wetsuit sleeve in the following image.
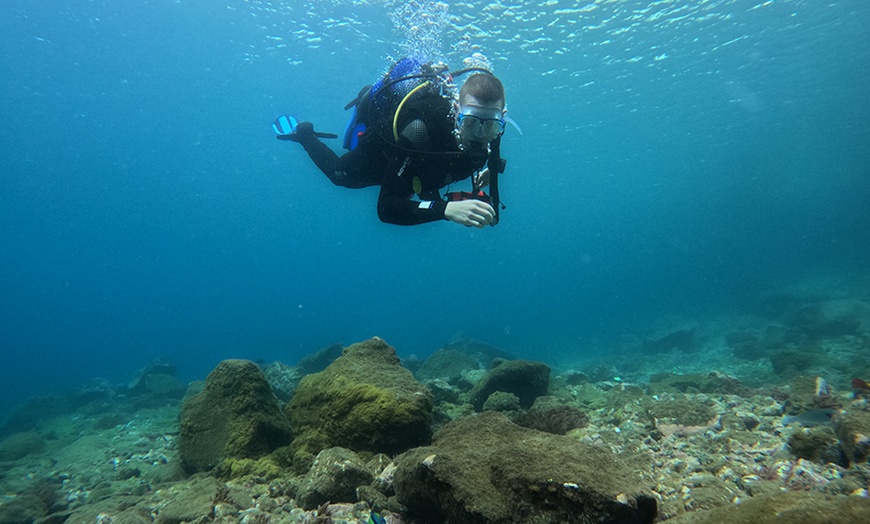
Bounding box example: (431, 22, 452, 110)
(297, 133, 342, 184)
(376, 152, 448, 226)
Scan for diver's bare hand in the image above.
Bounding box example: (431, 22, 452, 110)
(445, 200, 495, 228)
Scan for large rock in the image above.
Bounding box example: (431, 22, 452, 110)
(469, 359, 550, 411)
(835, 408, 870, 465)
(663, 491, 870, 523)
(285, 337, 433, 455)
(791, 299, 870, 338)
(178, 359, 293, 473)
(127, 358, 185, 404)
(415, 349, 478, 384)
(393, 411, 656, 524)
(295, 447, 374, 510)
(0, 478, 62, 524)
(297, 342, 344, 375)
(0, 431, 46, 462)
(642, 323, 698, 353)
(156, 476, 222, 524)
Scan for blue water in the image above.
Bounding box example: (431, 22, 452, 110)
(1, 0, 868, 418)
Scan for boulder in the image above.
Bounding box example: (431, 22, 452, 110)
(295, 447, 374, 510)
(442, 334, 516, 362)
(514, 396, 588, 435)
(642, 323, 698, 353)
(0, 395, 72, 436)
(130, 374, 185, 401)
(63, 496, 155, 524)
(663, 491, 870, 523)
(835, 408, 870, 465)
(0, 431, 46, 462)
(0, 478, 61, 524)
(285, 337, 433, 455)
(791, 299, 870, 338)
(482, 391, 522, 413)
(178, 359, 293, 473)
(156, 476, 222, 524)
(469, 359, 550, 411)
(297, 342, 343, 375)
(128, 358, 178, 392)
(393, 412, 656, 524)
(788, 426, 843, 465)
(415, 349, 478, 384)
(261, 361, 304, 402)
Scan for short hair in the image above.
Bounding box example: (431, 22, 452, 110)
(459, 73, 505, 107)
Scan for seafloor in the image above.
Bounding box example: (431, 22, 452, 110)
(2, 278, 870, 523)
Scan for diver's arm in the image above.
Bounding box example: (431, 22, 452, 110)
(295, 130, 344, 184)
(376, 157, 493, 227)
(376, 154, 448, 226)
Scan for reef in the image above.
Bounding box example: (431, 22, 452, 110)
(3, 288, 870, 524)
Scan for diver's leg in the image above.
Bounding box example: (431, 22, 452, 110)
(298, 134, 380, 189)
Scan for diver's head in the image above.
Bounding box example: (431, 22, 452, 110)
(457, 73, 506, 148)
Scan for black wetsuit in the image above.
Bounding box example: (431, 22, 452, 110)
(296, 95, 489, 226)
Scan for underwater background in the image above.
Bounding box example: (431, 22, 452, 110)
(1, 0, 868, 422)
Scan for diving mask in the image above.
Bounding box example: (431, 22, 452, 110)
(457, 110, 505, 143)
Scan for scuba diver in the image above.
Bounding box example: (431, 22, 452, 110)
(273, 57, 509, 228)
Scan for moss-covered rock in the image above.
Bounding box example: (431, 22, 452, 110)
(284, 337, 433, 456)
(482, 391, 522, 412)
(663, 491, 870, 523)
(295, 447, 374, 510)
(178, 359, 293, 474)
(261, 361, 304, 402)
(0, 492, 48, 524)
(64, 495, 155, 524)
(469, 359, 550, 411)
(423, 378, 460, 404)
(835, 408, 870, 465)
(645, 397, 717, 428)
(648, 372, 752, 396)
(415, 349, 478, 384)
(515, 397, 588, 435)
(769, 347, 823, 376)
(0, 431, 46, 462)
(788, 426, 843, 464)
(393, 411, 656, 524)
(156, 476, 223, 524)
(642, 323, 698, 353)
(218, 455, 284, 480)
(790, 299, 870, 338)
(573, 382, 624, 411)
(297, 342, 343, 375)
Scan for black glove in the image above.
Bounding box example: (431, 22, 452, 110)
(286, 121, 316, 143)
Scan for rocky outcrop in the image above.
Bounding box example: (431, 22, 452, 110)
(295, 447, 374, 510)
(663, 491, 870, 523)
(791, 299, 870, 338)
(297, 342, 343, 375)
(178, 359, 293, 473)
(393, 411, 656, 524)
(835, 409, 870, 465)
(415, 349, 478, 384)
(285, 337, 433, 456)
(643, 323, 699, 353)
(469, 359, 550, 411)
